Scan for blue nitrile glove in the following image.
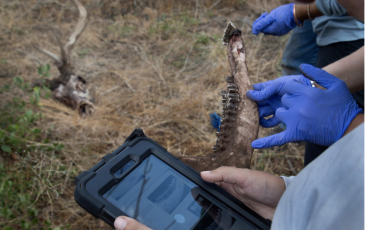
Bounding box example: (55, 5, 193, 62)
(247, 64, 364, 149)
(248, 75, 311, 127)
(210, 113, 221, 131)
(252, 3, 297, 36)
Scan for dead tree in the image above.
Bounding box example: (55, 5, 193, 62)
(32, 0, 94, 115)
(181, 22, 259, 171)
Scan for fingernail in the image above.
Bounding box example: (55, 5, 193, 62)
(201, 171, 211, 174)
(115, 217, 127, 230)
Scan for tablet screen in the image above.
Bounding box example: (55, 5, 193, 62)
(103, 154, 258, 230)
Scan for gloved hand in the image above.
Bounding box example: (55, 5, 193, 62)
(252, 3, 297, 36)
(247, 75, 311, 127)
(247, 64, 364, 149)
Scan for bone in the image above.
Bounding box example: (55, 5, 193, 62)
(216, 131, 231, 138)
(226, 110, 237, 115)
(227, 103, 237, 109)
(181, 22, 258, 172)
(220, 138, 230, 143)
(212, 146, 220, 152)
(228, 98, 240, 103)
(228, 93, 239, 98)
(228, 88, 238, 94)
(225, 75, 234, 83)
(219, 90, 227, 97)
(227, 83, 238, 89)
(220, 123, 233, 129)
(222, 22, 236, 45)
(221, 116, 235, 122)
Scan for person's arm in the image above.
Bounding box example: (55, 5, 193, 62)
(322, 46, 364, 93)
(343, 113, 364, 136)
(201, 167, 285, 220)
(296, 0, 348, 21)
(252, 0, 349, 36)
(295, 2, 324, 22)
(246, 64, 364, 149)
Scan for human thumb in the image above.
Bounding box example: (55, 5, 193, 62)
(299, 64, 339, 89)
(115, 216, 152, 230)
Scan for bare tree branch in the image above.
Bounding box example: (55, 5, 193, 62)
(31, 43, 63, 67)
(63, 0, 87, 64)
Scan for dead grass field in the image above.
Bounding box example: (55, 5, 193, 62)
(0, 0, 304, 229)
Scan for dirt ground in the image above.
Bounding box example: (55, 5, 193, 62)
(0, 0, 304, 229)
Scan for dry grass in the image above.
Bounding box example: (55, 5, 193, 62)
(0, 0, 304, 229)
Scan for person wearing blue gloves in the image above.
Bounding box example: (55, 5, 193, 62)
(112, 1, 364, 229)
(252, 0, 364, 165)
(247, 63, 364, 148)
(112, 63, 364, 230)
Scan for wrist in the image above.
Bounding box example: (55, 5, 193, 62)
(295, 2, 324, 22)
(293, 4, 303, 27)
(343, 113, 364, 137)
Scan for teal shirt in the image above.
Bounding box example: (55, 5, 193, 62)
(272, 123, 364, 229)
(312, 0, 364, 46)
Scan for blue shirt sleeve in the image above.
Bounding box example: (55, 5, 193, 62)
(315, 0, 347, 16)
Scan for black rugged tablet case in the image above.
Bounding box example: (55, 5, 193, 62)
(74, 129, 271, 229)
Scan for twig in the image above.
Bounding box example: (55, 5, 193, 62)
(175, 45, 194, 79)
(207, 0, 222, 11)
(145, 119, 173, 129)
(194, 0, 199, 19)
(134, 46, 166, 85)
(110, 71, 135, 92)
(17, 48, 45, 66)
(286, 157, 297, 175)
(101, 85, 120, 95)
(61, 162, 73, 194)
(252, 33, 263, 61)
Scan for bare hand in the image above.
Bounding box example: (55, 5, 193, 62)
(201, 167, 285, 220)
(114, 216, 152, 230)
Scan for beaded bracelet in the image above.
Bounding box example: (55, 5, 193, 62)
(293, 4, 303, 28)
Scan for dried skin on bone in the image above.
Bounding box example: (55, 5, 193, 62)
(180, 22, 259, 171)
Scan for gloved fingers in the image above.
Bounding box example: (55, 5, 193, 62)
(261, 24, 276, 35)
(259, 116, 280, 128)
(274, 107, 289, 123)
(252, 15, 274, 35)
(252, 12, 269, 35)
(253, 81, 271, 91)
(279, 79, 309, 95)
(266, 95, 283, 110)
(281, 93, 297, 109)
(296, 75, 311, 86)
(251, 131, 288, 149)
(257, 101, 269, 107)
(299, 64, 342, 89)
(259, 105, 275, 118)
(247, 82, 281, 102)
